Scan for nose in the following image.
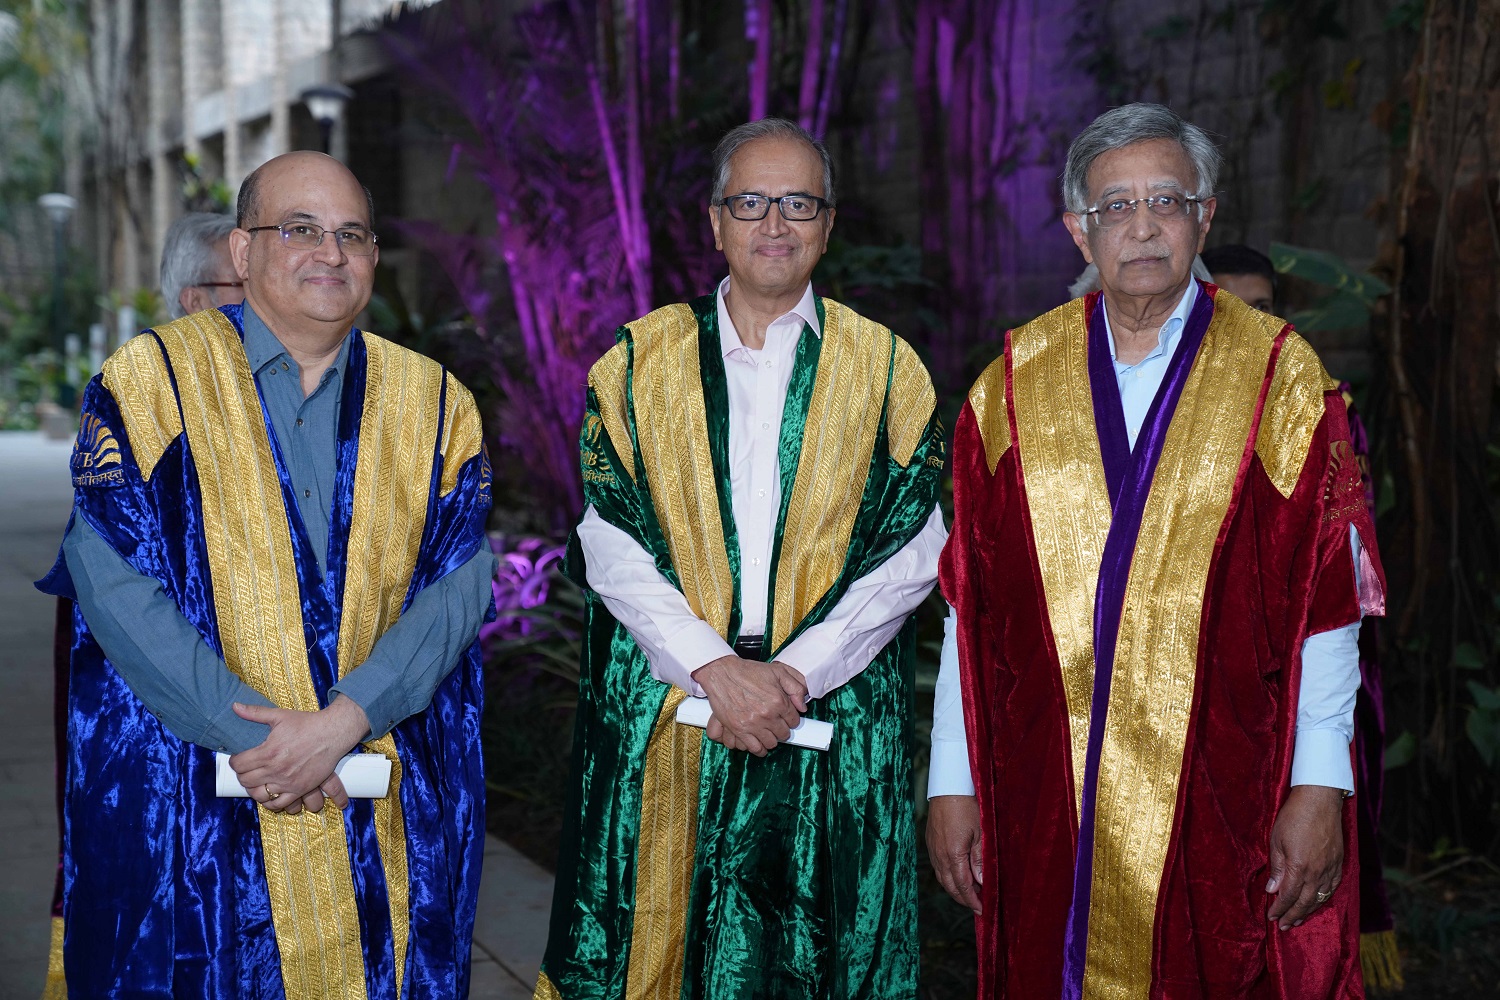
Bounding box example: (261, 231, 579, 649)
(1124, 203, 1161, 240)
(758, 204, 788, 237)
(313, 231, 348, 265)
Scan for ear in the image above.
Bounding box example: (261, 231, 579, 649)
(179, 287, 200, 316)
(1195, 196, 1217, 252)
(820, 207, 835, 253)
(1062, 212, 1094, 264)
(709, 203, 723, 252)
(229, 228, 253, 280)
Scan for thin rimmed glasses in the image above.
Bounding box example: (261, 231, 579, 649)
(1085, 191, 1202, 229)
(246, 222, 379, 256)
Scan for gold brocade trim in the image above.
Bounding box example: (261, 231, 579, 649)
(624, 688, 702, 1000)
(438, 373, 483, 498)
(533, 971, 565, 1000)
(885, 334, 936, 467)
(100, 334, 184, 481)
(1009, 298, 1112, 803)
(1080, 292, 1281, 1000)
(967, 354, 1011, 474)
(589, 343, 636, 482)
(618, 303, 730, 997)
(770, 300, 892, 650)
(1254, 331, 1335, 498)
(150, 309, 369, 999)
(628, 303, 735, 637)
(338, 333, 451, 999)
(1360, 929, 1405, 990)
(42, 915, 66, 999)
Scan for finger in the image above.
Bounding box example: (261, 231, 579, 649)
(1264, 843, 1286, 894)
(283, 798, 303, 816)
(301, 789, 326, 814)
(1281, 879, 1329, 928)
(233, 701, 279, 724)
(1268, 865, 1307, 924)
(323, 776, 350, 810)
(706, 717, 723, 744)
(769, 717, 792, 744)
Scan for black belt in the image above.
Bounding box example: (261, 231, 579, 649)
(733, 634, 766, 661)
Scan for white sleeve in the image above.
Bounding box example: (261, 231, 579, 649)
(927, 604, 976, 798)
(777, 506, 947, 699)
(1289, 524, 1366, 792)
(576, 505, 733, 696)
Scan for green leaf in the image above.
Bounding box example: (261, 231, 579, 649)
(1464, 706, 1500, 768)
(1269, 242, 1392, 301)
(1455, 642, 1487, 671)
(1384, 729, 1416, 770)
(1465, 680, 1500, 712)
(1288, 290, 1372, 332)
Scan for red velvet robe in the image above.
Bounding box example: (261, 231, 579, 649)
(939, 289, 1385, 999)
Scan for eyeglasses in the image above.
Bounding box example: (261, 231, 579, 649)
(246, 221, 379, 256)
(718, 193, 831, 222)
(1084, 191, 1202, 229)
(195, 281, 244, 289)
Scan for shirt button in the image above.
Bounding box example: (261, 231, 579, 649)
(303, 489, 311, 498)
(268, 368, 277, 375)
(1135, 370, 1144, 379)
(764, 360, 773, 368)
(296, 418, 303, 427)
(757, 489, 766, 498)
(281, 362, 289, 371)
(751, 557, 761, 566)
(761, 422, 771, 430)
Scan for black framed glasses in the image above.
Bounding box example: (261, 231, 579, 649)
(195, 281, 244, 289)
(718, 193, 831, 222)
(246, 221, 379, 256)
(1085, 191, 1202, 229)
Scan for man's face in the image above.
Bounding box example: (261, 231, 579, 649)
(709, 136, 834, 301)
(178, 237, 243, 316)
(1063, 138, 1214, 300)
(230, 155, 377, 332)
(1213, 272, 1275, 313)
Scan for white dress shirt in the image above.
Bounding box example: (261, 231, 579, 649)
(929, 281, 1367, 797)
(577, 278, 948, 700)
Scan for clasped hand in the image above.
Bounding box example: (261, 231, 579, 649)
(695, 655, 809, 757)
(227, 695, 369, 815)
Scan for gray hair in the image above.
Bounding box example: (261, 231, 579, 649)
(1063, 104, 1222, 229)
(711, 118, 836, 208)
(160, 212, 237, 319)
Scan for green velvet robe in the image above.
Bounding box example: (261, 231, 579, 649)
(535, 294, 942, 1000)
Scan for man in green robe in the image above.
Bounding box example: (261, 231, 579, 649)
(535, 119, 945, 1000)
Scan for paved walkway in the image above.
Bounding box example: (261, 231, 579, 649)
(0, 431, 549, 999)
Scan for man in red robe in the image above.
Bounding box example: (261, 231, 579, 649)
(929, 104, 1385, 997)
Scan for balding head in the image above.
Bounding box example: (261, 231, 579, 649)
(236, 151, 374, 230)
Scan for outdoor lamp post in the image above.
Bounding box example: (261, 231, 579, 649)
(300, 83, 354, 155)
(37, 192, 76, 404)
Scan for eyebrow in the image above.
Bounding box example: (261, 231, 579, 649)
(1096, 179, 1189, 200)
(730, 189, 820, 198)
(280, 210, 370, 229)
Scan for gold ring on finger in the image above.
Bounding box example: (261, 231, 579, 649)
(1315, 889, 1331, 902)
(265, 784, 280, 801)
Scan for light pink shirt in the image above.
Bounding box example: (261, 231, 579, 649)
(576, 278, 947, 699)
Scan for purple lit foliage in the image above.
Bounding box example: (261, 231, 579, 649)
(481, 535, 567, 644)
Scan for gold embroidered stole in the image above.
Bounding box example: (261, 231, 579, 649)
(1007, 292, 1323, 998)
(574, 298, 921, 1000)
(102, 310, 469, 999)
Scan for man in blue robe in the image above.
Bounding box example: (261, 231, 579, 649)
(38, 151, 496, 997)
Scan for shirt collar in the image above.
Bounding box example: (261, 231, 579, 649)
(715, 277, 821, 360)
(241, 301, 351, 381)
(1102, 278, 1199, 368)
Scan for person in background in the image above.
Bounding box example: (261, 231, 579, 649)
(1205, 240, 1404, 988)
(159, 211, 243, 319)
(931, 103, 1384, 997)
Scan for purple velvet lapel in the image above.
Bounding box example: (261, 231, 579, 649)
(1061, 282, 1217, 999)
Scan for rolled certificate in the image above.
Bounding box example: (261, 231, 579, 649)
(214, 751, 393, 799)
(674, 696, 834, 751)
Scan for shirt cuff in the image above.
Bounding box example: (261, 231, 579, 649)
(197, 692, 274, 754)
(926, 739, 976, 798)
(1290, 728, 1354, 792)
(329, 669, 399, 741)
(659, 620, 734, 697)
(774, 627, 844, 700)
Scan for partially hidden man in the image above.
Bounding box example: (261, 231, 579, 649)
(37, 151, 496, 996)
(930, 104, 1385, 997)
(535, 119, 946, 999)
